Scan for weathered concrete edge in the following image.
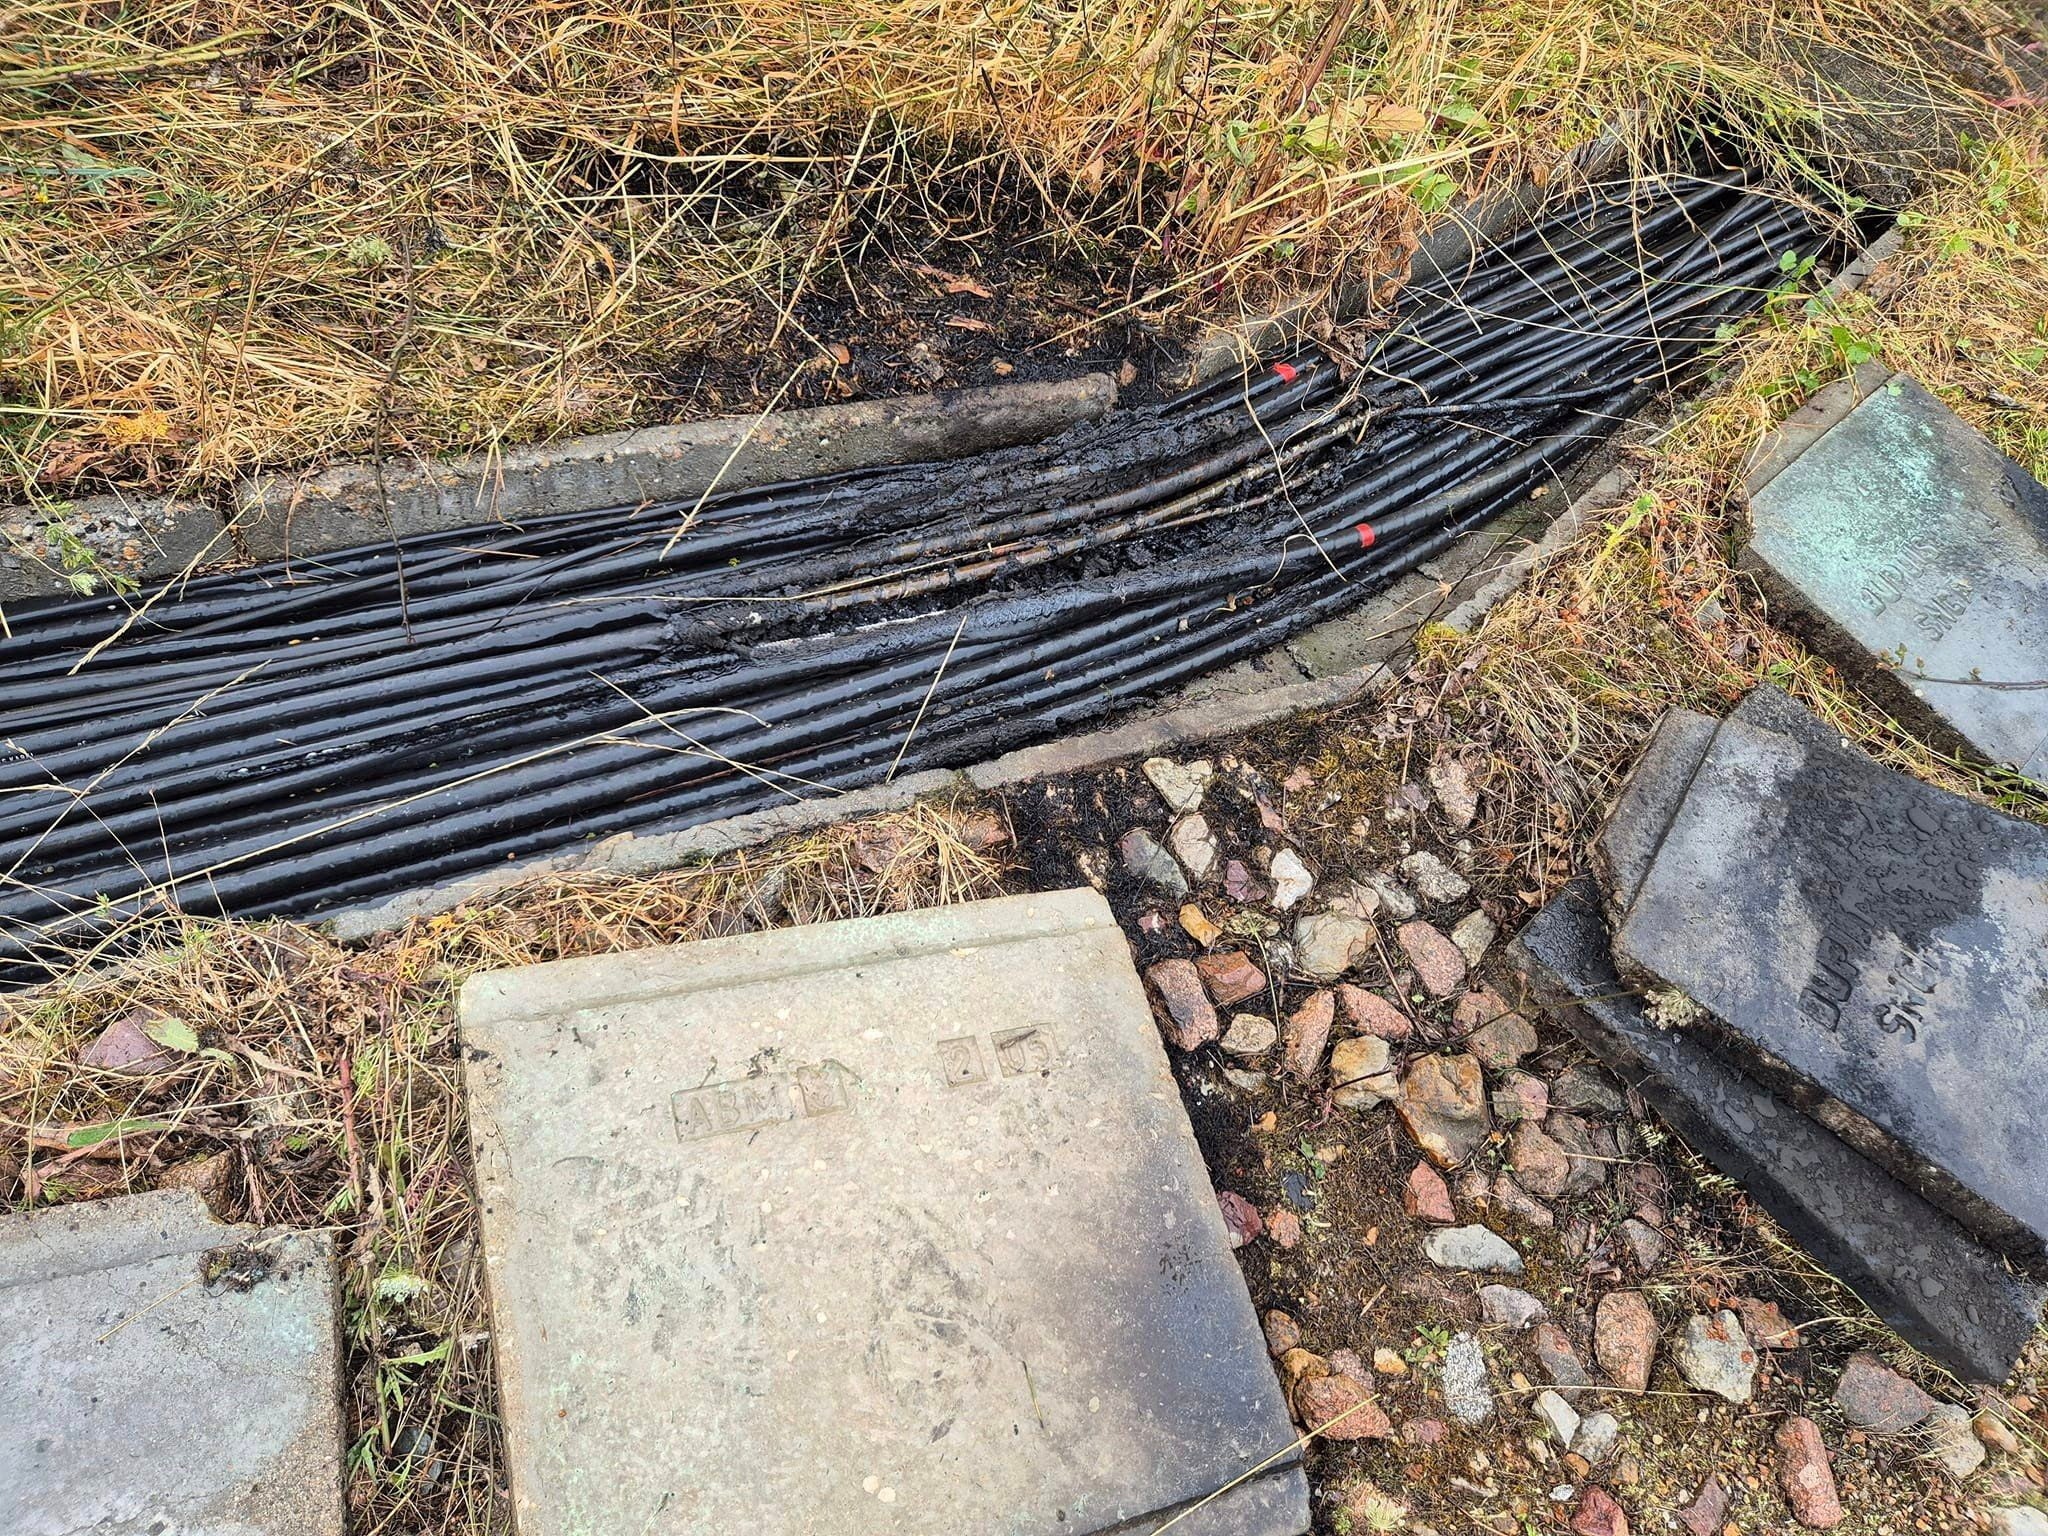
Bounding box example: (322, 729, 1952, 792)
(231, 374, 1119, 563)
(0, 492, 233, 606)
(0, 374, 1118, 594)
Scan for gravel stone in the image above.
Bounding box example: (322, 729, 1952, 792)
(1167, 814, 1219, 882)
(1833, 1352, 1936, 1434)
(1145, 959, 1217, 1050)
(1399, 851, 1471, 903)
(1219, 1014, 1277, 1058)
(1118, 829, 1188, 897)
(1618, 1219, 1667, 1274)
(1440, 1331, 1494, 1425)
(1329, 1036, 1398, 1108)
(1450, 909, 1498, 967)
(1551, 1066, 1627, 1116)
(1532, 1322, 1593, 1392)
(1989, 1510, 2048, 1536)
(1572, 1411, 1620, 1465)
(1194, 950, 1267, 1006)
(1398, 921, 1468, 997)
(1293, 1373, 1392, 1440)
(1478, 1285, 1547, 1330)
(1293, 910, 1376, 981)
(1546, 1112, 1610, 1194)
(1534, 1389, 1581, 1445)
(1491, 1174, 1556, 1229)
(1403, 1162, 1456, 1224)
(1677, 1475, 1726, 1536)
(1491, 1071, 1550, 1124)
(1670, 1311, 1757, 1404)
(1429, 755, 1480, 829)
(1776, 1415, 1845, 1528)
(1395, 1053, 1491, 1168)
(1358, 871, 1419, 921)
(1262, 1309, 1301, 1357)
(1282, 990, 1334, 1082)
(1925, 1402, 1985, 1478)
(1593, 1291, 1657, 1393)
(1510, 1121, 1572, 1199)
(1456, 987, 1539, 1069)
(1141, 756, 1211, 813)
(1269, 849, 1315, 910)
(1572, 1484, 1630, 1536)
(1422, 1224, 1524, 1275)
(1336, 984, 1414, 1040)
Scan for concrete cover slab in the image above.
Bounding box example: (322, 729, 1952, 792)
(459, 887, 1307, 1536)
(0, 1188, 344, 1535)
(1589, 688, 1843, 923)
(1513, 883, 2044, 1384)
(1744, 373, 2048, 780)
(1609, 715, 2048, 1268)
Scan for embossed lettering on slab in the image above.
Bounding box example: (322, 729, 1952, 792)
(671, 1060, 855, 1142)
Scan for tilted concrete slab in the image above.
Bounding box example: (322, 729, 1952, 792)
(1513, 882, 2044, 1384)
(459, 887, 1306, 1536)
(0, 1188, 344, 1535)
(1744, 371, 2048, 780)
(1608, 711, 2048, 1269)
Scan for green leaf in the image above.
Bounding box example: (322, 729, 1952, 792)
(66, 1116, 173, 1148)
(144, 1016, 201, 1053)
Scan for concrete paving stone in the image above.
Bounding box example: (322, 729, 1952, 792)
(0, 1188, 343, 1535)
(1513, 882, 2045, 1383)
(459, 887, 1307, 1536)
(1744, 371, 2048, 780)
(1609, 713, 2048, 1267)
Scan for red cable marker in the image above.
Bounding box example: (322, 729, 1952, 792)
(1355, 523, 1377, 548)
(1271, 362, 1298, 383)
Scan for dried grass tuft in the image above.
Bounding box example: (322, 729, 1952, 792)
(0, 0, 2023, 503)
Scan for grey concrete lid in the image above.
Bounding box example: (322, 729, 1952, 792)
(1608, 711, 2048, 1267)
(0, 1188, 344, 1535)
(1744, 370, 2048, 780)
(460, 887, 1306, 1536)
(1513, 882, 2044, 1384)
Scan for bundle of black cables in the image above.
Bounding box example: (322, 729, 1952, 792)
(0, 171, 1830, 972)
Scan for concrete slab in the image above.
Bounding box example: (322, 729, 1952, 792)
(0, 1188, 344, 1535)
(1743, 372, 2048, 780)
(459, 887, 1307, 1536)
(1609, 714, 2048, 1268)
(1513, 882, 2044, 1384)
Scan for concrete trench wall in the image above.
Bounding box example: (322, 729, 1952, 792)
(329, 221, 1906, 940)
(0, 194, 1904, 942)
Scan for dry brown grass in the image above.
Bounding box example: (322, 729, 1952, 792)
(1398, 118, 2048, 900)
(0, 799, 1011, 1534)
(0, 0, 2026, 504)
